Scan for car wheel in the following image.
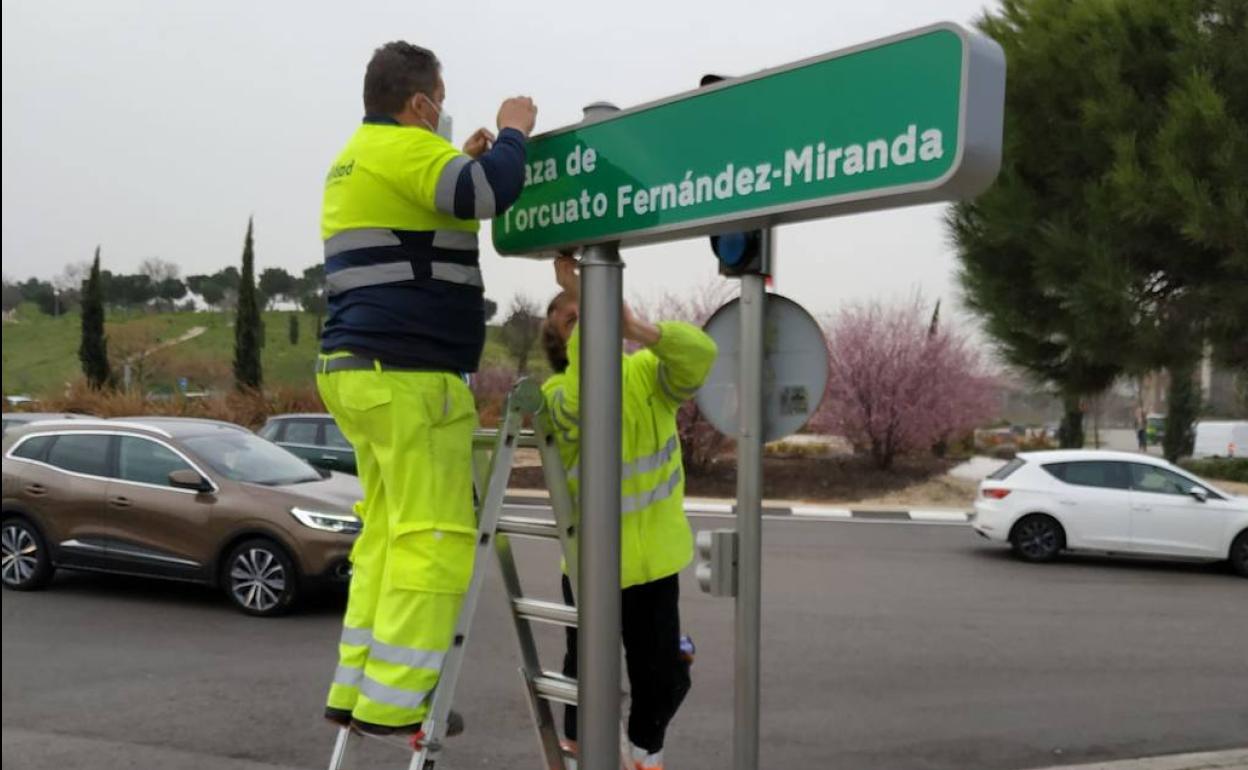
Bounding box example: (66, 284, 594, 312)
(223, 538, 299, 616)
(1010, 514, 1065, 563)
(1231, 531, 1248, 579)
(2, 516, 54, 590)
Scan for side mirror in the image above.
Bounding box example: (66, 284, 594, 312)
(169, 469, 212, 493)
(1189, 486, 1208, 503)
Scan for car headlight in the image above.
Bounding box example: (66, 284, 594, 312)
(290, 507, 362, 534)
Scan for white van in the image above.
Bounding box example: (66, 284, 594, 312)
(1192, 421, 1248, 459)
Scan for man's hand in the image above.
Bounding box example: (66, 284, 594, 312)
(554, 255, 580, 300)
(622, 303, 662, 347)
(497, 96, 538, 137)
(462, 128, 495, 159)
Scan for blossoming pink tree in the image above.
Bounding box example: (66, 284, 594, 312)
(810, 298, 997, 469)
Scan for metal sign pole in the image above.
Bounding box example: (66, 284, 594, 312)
(578, 238, 624, 770)
(734, 228, 770, 770)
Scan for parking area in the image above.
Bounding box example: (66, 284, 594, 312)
(3, 516, 1246, 770)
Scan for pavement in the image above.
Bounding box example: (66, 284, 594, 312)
(1029, 750, 1248, 770)
(4, 508, 1246, 770)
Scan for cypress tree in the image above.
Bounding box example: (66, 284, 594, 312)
(78, 247, 112, 389)
(1163, 362, 1200, 462)
(233, 218, 263, 390)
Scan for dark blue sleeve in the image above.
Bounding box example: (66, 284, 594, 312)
(450, 128, 527, 219)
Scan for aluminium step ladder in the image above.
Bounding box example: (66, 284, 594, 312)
(326, 379, 622, 770)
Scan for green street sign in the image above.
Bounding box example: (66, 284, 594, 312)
(493, 23, 1004, 255)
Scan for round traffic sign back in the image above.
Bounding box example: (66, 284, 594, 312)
(696, 294, 829, 442)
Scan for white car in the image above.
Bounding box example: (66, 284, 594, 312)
(973, 450, 1248, 576)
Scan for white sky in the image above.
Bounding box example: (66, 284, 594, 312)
(1, 0, 996, 326)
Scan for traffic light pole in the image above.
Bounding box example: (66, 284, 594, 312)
(734, 227, 771, 770)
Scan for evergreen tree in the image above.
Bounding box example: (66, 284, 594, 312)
(78, 247, 112, 389)
(1163, 362, 1200, 462)
(948, 0, 1134, 446)
(233, 218, 263, 390)
(949, 0, 1247, 447)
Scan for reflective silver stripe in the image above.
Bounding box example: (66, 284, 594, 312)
(326, 262, 416, 295)
(569, 435, 679, 485)
(324, 228, 401, 258)
(621, 467, 683, 515)
(340, 626, 371, 647)
(553, 390, 578, 426)
(626, 435, 679, 479)
(434, 156, 472, 215)
(368, 638, 445, 672)
(430, 262, 484, 288)
(432, 229, 478, 251)
(468, 163, 497, 218)
(550, 390, 578, 443)
(359, 675, 430, 711)
(334, 664, 364, 688)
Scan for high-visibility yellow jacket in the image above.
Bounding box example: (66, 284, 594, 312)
(542, 321, 717, 588)
(320, 117, 527, 372)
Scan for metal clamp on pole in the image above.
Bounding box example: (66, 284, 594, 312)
(695, 528, 738, 597)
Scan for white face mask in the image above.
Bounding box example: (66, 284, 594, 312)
(419, 94, 453, 142)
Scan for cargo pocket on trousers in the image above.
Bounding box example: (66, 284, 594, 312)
(390, 523, 477, 594)
(340, 383, 391, 413)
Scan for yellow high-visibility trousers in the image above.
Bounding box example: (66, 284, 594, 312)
(317, 357, 477, 727)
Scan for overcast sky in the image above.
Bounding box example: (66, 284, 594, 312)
(2, 0, 996, 327)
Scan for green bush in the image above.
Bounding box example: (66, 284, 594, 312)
(1179, 458, 1248, 484)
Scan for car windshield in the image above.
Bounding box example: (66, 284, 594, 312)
(182, 432, 322, 485)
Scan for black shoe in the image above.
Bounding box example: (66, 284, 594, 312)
(325, 707, 352, 727)
(444, 710, 465, 737)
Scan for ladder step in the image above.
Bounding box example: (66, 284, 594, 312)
(473, 428, 542, 449)
(497, 515, 561, 540)
(513, 597, 578, 627)
(532, 672, 579, 706)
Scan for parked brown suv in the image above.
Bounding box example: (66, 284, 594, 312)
(1, 417, 361, 616)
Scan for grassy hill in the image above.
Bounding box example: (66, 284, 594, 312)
(2, 304, 528, 398)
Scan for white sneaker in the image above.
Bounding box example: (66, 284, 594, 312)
(630, 744, 663, 770)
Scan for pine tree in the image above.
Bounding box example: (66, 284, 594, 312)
(233, 218, 263, 390)
(949, 0, 1247, 447)
(78, 247, 111, 389)
(948, 0, 1134, 446)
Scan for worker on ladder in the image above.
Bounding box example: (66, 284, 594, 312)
(540, 256, 718, 770)
(315, 41, 536, 738)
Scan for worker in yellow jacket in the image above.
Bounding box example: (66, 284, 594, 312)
(540, 256, 718, 770)
(316, 41, 536, 737)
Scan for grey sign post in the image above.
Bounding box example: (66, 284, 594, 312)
(577, 102, 625, 770)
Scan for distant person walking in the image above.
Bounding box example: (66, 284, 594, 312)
(1135, 409, 1148, 452)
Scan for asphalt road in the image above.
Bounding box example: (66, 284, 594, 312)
(3, 515, 1246, 770)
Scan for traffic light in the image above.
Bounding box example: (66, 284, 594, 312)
(701, 73, 767, 278)
(711, 230, 765, 277)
